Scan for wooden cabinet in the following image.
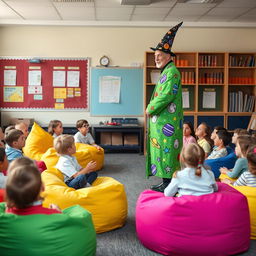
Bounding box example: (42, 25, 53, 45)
(144, 51, 256, 150)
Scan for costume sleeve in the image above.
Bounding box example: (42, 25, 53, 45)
(233, 172, 247, 186)
(227, 158, 247, 179)
(164, 177, 179, 197)
(146, 69, 179, 115)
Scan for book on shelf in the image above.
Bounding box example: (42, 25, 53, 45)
(229, 91, 255, 112)
(229, 55, 256, 67)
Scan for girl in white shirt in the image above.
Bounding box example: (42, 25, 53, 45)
(48, 120, 63, 138)
(164, 143, 218, 197)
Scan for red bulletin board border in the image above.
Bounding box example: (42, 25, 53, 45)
(0, 57, 89, 110)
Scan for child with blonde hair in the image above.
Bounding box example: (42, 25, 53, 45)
(55, 135, 98, 189)
(48, 120, 63, 138)
(5, 158, 61, 215)
(195, 122, 213, 157)
(220, 136, 253, 179)
(233, 145, 256, 187)
(164, 143, 217, 197)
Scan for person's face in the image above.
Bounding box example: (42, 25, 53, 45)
(214, 134, 222, 147)
(0, 155, 8, 171)
(211, 129, 217, 140)
(195, 124, 206, 138)
(78, 123, 89, 136)
(54, 123, 63, 136)
(235, 142, 242, 157)
(183, 124, 191, 137)
(232, 133, 238, 144)
(154, 50, 171, 69)
(19, 124, 29, 138)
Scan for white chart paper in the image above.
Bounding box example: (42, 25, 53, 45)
(67, 71, 80, 87)
(28, 70, 41, 86)
(99, 76, 121, 103)
(203, 91, 216, 109)
(4, 70, 16, 86)
(28, 85, 42, 94)
(53, 71, 65, 87)
(182, 91, 190, 108)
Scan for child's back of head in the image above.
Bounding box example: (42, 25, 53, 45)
(4, 129, 24, 148)
(6, 165, 42, 209)
(54, 134, 74, 155)
(247, 144, 256, 175)
(216, 130, 232, 146)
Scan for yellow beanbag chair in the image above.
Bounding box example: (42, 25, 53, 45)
(219, 173, 237, 183)
(41, 143, 104, 171)
(42, 167, 127, 233)
(23, 122, 53, 160)
(231, 185, 256, 239)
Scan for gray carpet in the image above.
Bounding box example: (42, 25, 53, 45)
(96, 153, 256, 256)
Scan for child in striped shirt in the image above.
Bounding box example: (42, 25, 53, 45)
(233, 145, 256, 187)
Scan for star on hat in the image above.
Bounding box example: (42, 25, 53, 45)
(150, 22, 183, 56)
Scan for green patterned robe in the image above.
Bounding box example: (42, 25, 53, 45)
(146, 61, 183, 178)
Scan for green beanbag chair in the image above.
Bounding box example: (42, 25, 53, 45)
(0, 203, 96, 256)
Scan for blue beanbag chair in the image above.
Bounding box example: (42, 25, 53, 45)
(205, 147, 237, 178)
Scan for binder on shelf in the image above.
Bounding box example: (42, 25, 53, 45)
(150, 70, 160, 84)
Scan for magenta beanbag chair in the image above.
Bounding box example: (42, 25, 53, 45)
(136, 183, 250, 256)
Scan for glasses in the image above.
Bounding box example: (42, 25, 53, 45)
(82, 124, 89, 128)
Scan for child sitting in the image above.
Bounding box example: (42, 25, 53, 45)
(55, 135, 98, 189)
(232, 128, 250, 145)
(195, 122, 213, 157)
(48, 120, 63, 138)
(210, 126, 227, 141)
(233, 145, 256, 187)
(164, 143, 217, 197)
(74, 119, 101, 151)
(0, 127, 5, 147)
(15, 122, 29, 138)
(207, 130, 231, 159)
(0, 148, 8, 188)
(183, 121, 196, 148)
(5, 158, 61, 215)
(220, 136, 252, 179)
(4, 129, 25, 162)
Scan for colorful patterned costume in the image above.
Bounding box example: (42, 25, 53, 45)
(146, 61, 183, 178)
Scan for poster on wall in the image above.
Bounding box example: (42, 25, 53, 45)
(3, 86, 24, 102)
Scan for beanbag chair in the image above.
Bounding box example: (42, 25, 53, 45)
(42, 167, 127, 233)
(23, 122, 53, 160)
(231, 185, 256, 239)
(41, 143, 104, 171)
(136, 183, 250, 256)
(0, 203, 96, 256)
(0, 189, 4, 202)
(205, 147, 237, 178)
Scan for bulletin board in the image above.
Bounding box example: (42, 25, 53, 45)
(90, 67, 143, 116)
(0, 57, 89, 110)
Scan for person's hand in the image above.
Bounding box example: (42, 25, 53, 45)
(145, 109, 150, 117)
(221, 178, 232, 185)
(49, 203, 61, 212)
(220, 167, 228, 174)
(93, 144, 102, 151)
(84, 161, 97, 173)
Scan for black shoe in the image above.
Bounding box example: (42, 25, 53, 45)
(151, 182, 169, 193)
(150, 182, 164, 190)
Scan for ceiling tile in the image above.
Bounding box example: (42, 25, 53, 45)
(217, 0, 256, 8)
(169, 6, 211, 15)
(57, 6, 95, 20)
(175, 2, 217, 8)
(131, 14, 165, 21)
(235, 15, 256, 22)
(142, 0, 176, 8)
(133, 7, 169, 15)
(96, 7, 133, 16)
(165, 15, 199, 22)
(0, 2, 22, 19)
(95, 0, 125, 7)
(207, 7, 251, 16)
(199, 15, 233, 22)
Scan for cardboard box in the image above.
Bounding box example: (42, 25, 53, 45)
(111, 133, 123, 145)
(124, 134, 138, 145)
(10, 118, 34, 126)
(100, 132, 112, 145)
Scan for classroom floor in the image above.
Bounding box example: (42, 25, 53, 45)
(96, 153, 256, 256)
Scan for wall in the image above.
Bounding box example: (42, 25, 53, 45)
(0, 25, 256, 126)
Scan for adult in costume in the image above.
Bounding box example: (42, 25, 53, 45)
(146, 22, 183, 192)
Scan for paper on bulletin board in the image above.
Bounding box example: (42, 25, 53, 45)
(34, 95, 43, 100)
(203, 90, 216, 109)
(55, 103, 64, 109)
(67, 88, 74, 97)
(67, 71, 80, 87)
(99, 76, 121, 103)
(182, 90, 190, 108)
(74, 88, 81, 97)
(3, 86, 23, 102)
(28, 86, 42, 94)
(53, 71, 66, 87)
(54, 88, 67, 99)
(28, 70, 41, 86)
(4, 70, 16, 86)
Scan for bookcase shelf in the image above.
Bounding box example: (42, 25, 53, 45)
(144, 52, 256, 151)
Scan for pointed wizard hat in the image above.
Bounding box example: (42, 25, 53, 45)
(150, 22, 183, 56)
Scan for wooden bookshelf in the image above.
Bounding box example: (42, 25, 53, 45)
(144, 52, 256, 152)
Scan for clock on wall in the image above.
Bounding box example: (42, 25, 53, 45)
(99, 55, 110, 67)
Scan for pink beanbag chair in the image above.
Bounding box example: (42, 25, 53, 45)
(136, 183, 250, 256)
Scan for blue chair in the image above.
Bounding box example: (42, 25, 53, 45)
(205, 147, 237, 179)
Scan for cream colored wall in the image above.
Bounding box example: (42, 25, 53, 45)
(1, 25, 256, 126)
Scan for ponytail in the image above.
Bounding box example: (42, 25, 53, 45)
(195, 161, 202, 177)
